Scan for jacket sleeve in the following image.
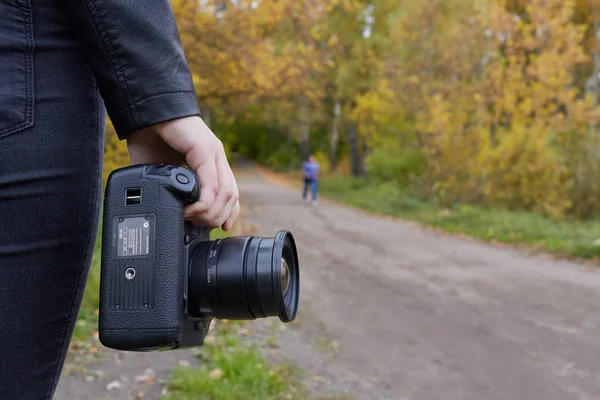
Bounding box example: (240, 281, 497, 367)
(66, 0, 201, 140)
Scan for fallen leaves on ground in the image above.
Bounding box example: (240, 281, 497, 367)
(209, 368, 224, 380)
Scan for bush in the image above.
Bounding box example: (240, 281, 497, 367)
(475, 124, 572, 219)
(366, 142, 426, 188)
(262, 145, 301, 171)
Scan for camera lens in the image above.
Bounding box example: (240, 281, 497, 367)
(188, 230, 299, 323)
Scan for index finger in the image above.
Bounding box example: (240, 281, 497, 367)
(184, 159, 218, 218)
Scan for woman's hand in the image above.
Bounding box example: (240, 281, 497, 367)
(126, 116, 240, 232)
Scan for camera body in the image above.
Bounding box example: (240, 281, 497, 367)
(99, 164, 300, 353)
(99, 164, 211, 351)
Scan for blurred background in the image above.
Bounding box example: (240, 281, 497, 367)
(106, 0, 600, 221)
(103, 0, 600, 262)
(106, 0, 600, 212)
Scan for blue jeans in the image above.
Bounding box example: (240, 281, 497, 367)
(0, 2, 104, 399)
(302, 178, 318, 202)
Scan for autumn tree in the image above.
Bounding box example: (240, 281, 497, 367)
(352, 0, 599, 216)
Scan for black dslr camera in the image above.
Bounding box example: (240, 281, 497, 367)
(98, 164, 300, 352)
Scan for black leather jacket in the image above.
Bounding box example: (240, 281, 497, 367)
(66, 0, 201, 140)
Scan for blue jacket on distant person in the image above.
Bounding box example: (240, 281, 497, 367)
(302, 156, 320, 181)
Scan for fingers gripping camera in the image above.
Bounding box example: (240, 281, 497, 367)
(98, 164, 300, 352)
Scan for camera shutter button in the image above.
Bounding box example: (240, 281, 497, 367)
(176, 173, 190, 185)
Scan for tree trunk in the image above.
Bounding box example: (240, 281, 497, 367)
(298, 97, 311, 160)
(490, 122, 497, 148)
(360, 133, 369, 177)
(592, 9, 600, 107)
(348, 122, 361, 177)
(329, 100, 342, 172)
(587, 3, 600, 136)
(215, 0, 227, 21)
(591, 5, 600, 182)
(202, 107, 212, 129)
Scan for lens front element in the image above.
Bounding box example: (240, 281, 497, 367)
(281, 257, 290, 296)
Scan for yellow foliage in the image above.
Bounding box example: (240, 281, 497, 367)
(475, 124, 572, 217)
(171, 0, 332, 109)
(358, 0, 600, 216)
(313, 151, 331, 175)
(134, 0, 600, 218)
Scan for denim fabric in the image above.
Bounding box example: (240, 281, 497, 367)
(302, 179, 318, 202)
(0, 1, 105, 399)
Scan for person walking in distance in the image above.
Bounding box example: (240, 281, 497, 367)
(302, 154, 320, 206)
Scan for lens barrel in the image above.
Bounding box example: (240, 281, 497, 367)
(188, 231, 299, 323)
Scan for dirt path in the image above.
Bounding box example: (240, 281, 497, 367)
(55, 165, 600, 400)
(239, 166, 600, 400)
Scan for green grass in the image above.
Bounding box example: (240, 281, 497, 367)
(72, 231, 103, 342)
(72, 227, 231, 343)
(319, 176, 600, 261)
(165, 349, 297, 400)
(163, 328, 303, 400)
(162, 320, 347, 400)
